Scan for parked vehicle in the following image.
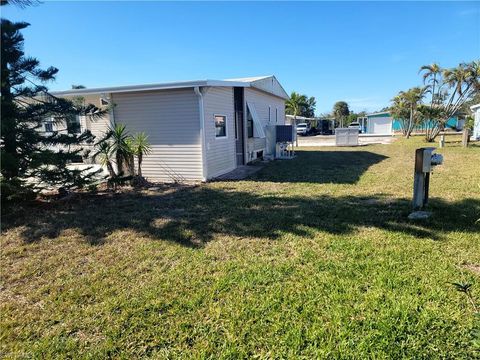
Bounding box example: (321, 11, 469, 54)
(317, 119, 334, 135)
(348, 122, 362, 133)
(296, 123, 309, 136)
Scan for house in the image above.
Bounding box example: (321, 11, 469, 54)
(365, 112, 394, 135)
(364, 111, 463, 135)
(472, 103, 480, 140)
(51, 76, 288, 182)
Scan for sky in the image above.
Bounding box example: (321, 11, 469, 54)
(2, 1, 479, 114)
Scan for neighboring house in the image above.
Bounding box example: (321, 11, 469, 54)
(365, 112, 393, 135)
(364, 111, 463, 135)
(472, 103, 480, 140)
(50, 76, 288, 182)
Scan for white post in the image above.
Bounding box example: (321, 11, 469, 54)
(439, 134, 445, 148)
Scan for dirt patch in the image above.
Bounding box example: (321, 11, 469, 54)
(463, 264, 480, 275)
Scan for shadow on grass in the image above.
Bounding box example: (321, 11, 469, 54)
(3, 186, 479, 247)
(251, 150, 388, 184)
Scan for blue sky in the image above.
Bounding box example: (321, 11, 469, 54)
(3, 1, 479, 114)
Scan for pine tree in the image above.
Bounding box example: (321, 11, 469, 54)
(1, 17, 107, 203)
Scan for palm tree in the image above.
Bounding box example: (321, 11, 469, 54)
(286, 91, 308, 122)
(390, 95, 410, 136)
(466, 60, 480, 92)
(420, 63, 442, 106)
(417, 61, 479, 142)
(130, 132, 151, 177)
(397, 87, 426, 138)
(302, 96, 316, 118)
(333, 101, 350, 128)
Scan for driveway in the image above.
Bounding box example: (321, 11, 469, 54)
(297, 134, 397, 147)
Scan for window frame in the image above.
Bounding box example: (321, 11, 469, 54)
(214, 114, 228, 139)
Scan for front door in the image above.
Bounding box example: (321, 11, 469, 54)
(234, 87, 245, 166)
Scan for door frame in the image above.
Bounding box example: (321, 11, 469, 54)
(234, 87, 245, 166)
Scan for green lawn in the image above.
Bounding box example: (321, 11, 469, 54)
(2, 137, 480, 358)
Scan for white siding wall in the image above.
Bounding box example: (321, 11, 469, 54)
(202, 87, 236, 178)
(81, 94, 111, 139)
(60, 94, 111, 139)
(54, 94, 110, 162)
(473, 107, 480, 140)
(250, 76, 289, 99)
(367, 116, 393, 135)
(112, 89, 203, 182)
(244, 88, 285, 162)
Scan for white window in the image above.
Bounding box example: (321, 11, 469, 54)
(268, 106, 271, 123)
(276, 108, 278, 123)
(214, 115, 227, 138)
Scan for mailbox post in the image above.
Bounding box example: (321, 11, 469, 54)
(412, 147, 443, 211)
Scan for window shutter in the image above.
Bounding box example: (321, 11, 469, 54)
(246, 102, 265, 138)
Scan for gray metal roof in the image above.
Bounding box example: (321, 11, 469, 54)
(51, 75, 289, 99)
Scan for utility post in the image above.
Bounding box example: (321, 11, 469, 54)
(409, 148, 443, 219)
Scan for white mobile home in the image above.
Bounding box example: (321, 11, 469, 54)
(471, 103, 480, 140)
(51, 76, 288, 182)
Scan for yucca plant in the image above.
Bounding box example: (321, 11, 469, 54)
(91, 141, 116, 179)
(101, 124, 133, 176)
(130, 132, 151, 177)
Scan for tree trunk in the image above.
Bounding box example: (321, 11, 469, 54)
(137, 154, 142, 177)
(127, 154, 135, 176)
(106, 161, 116, 178)
(406, 106, 414, 139)
(116, 153, 124, 176)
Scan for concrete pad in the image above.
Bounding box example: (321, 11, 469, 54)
(408, 211, 432, 220)
(298, 135, 397, 147)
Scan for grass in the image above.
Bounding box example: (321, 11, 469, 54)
(1, 136, 479, 358)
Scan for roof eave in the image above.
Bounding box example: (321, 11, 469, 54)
(51, 80, 251, 96)
(366, 111, 391, 117)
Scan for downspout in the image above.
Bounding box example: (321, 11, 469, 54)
(194, 86, 208, 181)
(108, 93, 115, 127)
(107, 93, 118, 174)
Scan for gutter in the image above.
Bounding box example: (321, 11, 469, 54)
(194, 86, 208, 181)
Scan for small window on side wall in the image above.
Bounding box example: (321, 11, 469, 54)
(247, 107, 254, 138)
(214, 115, 227, 137)
(67, 115, 81, 134)
(44, 121, 53, 132)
